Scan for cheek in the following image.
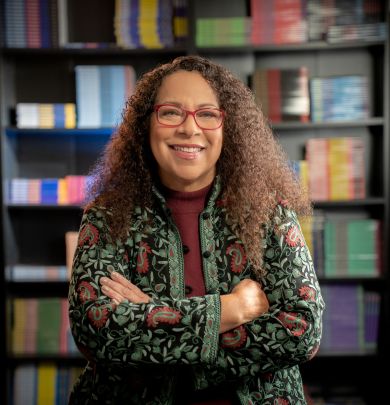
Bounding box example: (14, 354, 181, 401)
(149, 124, 162, 148)
(149, 128, 169, 164)
(214, 135, 223, 159)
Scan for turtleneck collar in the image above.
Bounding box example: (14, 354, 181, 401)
(163, 182, 213, 214)
(152, 176, 221, 214)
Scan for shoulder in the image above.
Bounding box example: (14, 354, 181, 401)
(79, 204, 115, 243)
(265, 201, 307, 249)
(272, 200, 300, 230)
(82, 204, 113, 224)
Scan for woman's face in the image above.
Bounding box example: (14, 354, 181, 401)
(150, 70, 223, 192)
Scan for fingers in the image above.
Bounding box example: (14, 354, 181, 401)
(100, 272, 151, 304)
(231, 278, 262, 294)
(101, 283, 125, 305)
(230, 278, 269, 322)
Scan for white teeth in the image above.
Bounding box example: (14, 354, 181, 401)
(172, 146, 202, 153)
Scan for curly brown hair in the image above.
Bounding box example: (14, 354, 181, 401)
(87, 55, 311, 277)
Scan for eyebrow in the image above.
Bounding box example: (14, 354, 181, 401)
(157, 101, 219, 109)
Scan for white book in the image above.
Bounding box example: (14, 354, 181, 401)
(75, 66, 101, 127)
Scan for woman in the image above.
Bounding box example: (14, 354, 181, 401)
(68, 55, 324, 404)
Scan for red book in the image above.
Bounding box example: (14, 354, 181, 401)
(267, 69, 281, 122)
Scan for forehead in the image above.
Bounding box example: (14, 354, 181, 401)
(156, 70, 218, 103)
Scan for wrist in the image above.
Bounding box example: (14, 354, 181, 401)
(220, 293, 243, 333)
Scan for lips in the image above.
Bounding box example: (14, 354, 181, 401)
(169, 144, 205, 160)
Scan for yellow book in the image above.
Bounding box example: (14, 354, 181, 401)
(65, 103, 76, 128)
(12, 299, 26, 354)
(174, 17, 188, 37)
(139, 0, 163, 48)
(57, 178, 69, 205)
(37, 363, 56, 405)
(299, 160, 309, 197)
(38, 104, 54, 128)
(299, 215, 313, 257)
(114, 0, 124, 47)
(328, 137, 351, 200)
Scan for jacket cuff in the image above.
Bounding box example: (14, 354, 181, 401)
(200, 293, 220, 365)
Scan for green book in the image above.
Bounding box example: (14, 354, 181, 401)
(348, 220, 379, 277)
(37, 298, 61, 354)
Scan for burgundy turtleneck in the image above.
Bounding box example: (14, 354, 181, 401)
(164, 183, 232, 405)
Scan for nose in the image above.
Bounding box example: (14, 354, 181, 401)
(178, 111, 200, 135)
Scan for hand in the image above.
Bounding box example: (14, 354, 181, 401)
(100, 272, 151, 304)
(231, 279, 269, 323)
(220, 279, 269, 333)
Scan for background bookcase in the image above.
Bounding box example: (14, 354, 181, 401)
(0, 0, 389, 404)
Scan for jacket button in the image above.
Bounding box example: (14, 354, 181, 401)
(183, 245, 190, 254)
(203, 251, 211, 258)
(202, 212, 210, 220)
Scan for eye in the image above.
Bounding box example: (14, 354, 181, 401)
(196, 109, 221, 119)
(159, 106, 182, 117)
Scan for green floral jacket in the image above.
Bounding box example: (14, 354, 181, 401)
(68, 181, 324, 404)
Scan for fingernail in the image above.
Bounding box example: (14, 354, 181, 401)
(100, 277, 107, 284)
(102, 285, 109, 293)
(111, 271, 119, 279)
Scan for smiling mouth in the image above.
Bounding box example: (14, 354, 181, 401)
(170, 145, 205, 153)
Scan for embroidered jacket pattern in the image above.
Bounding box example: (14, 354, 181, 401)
(68, 181, 325, 404)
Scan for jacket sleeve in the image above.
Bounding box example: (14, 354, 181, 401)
(192, 204, 325, 388)
(68, 206, 220, 368)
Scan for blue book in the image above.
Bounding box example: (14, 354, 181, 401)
(54, 104, 65, 128)
(39, 0, 51, 48)
(40, 178, 58, 204)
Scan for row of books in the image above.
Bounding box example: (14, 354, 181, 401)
(6, 265, 68, 282)
(4, 0, 59, 48)
(7, 231, 79, 282)
(296, 136, 366, 201)
(16, 103, 76, 129)
(319, 285, 380, 355)
(114, 0, 188, 48)
(253, 67, 310, 123)
(310, 76, 369, 122)
(196, 17, 252, 47)
(251, 0, 308, 45)
(15, 64, 136, 129)
(196, 0, 387, 47)
(3, 0, 386, 50)
(75, 65, 136, 128)
(11, 365, 82, 405)
(3, 0, 188, 49)
(7, 176, 90, 205)
(300, 216, 381, 278)
(307, 0, 386, 42)
(252, 68, 369, 123)
(11, 298, 79, 355)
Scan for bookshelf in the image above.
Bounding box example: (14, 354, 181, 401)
(0, 0, 389, 404)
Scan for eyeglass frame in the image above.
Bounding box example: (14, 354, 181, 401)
(153, 104, 225, 130)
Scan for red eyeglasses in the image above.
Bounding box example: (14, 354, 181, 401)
(154, 104, 225, 130)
